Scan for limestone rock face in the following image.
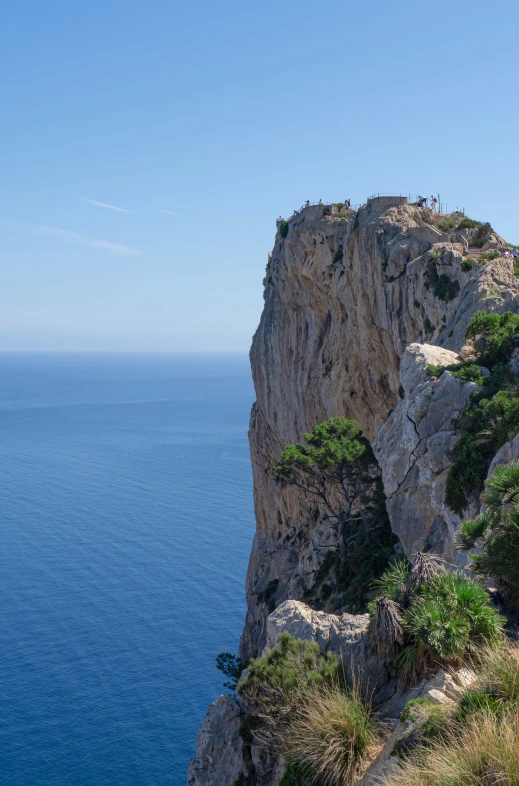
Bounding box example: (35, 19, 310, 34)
(265, 600, 389, 700)
(243, 199, 519, 659)
(187, 695, 245, 786)
(373, 343, 478, 561)
(191, 200, 519, 785)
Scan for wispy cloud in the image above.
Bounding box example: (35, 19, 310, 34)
(80, 197, 132, 213)
(32, 225, 140, 255)
(160, 209, 182, 217)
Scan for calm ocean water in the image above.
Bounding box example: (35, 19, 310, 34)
(0, 353, 255, 786)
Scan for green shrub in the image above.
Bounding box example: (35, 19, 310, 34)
(216, 651, 245, 690)
(400, 697, 436, 723)
(426, 265, 459, 301)
(333, 246, 344, 263)
(371, 558, 410, 606)
(445, 388, 519, 513)
(461, 258, 474, 271)
(279, 220, 289, 238)
(368, 555, 501, 682)
(239, 632, 341, 702)
(450, 363, 485, 385)
(285, 684, 378, 786)
(403, 571, 503, 661)
(457, 217, 484, 230)
(456, 691, 503, 721)
(393, 699, 450, 759)
(479, 251, 500, 261)
(457, 461, 519, 608)
(438, 218, 456, 231)
(238, 632, 343, 747)
(425, 361, 484, 385)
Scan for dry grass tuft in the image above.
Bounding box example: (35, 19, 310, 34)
(285, 683, 379, 786)
(471, 642, 519, 705)
(383, 711, 519, 786)
(407, 552, 444, 594)
(371, 597, 405, 661)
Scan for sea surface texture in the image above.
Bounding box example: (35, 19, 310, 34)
(0, 353, 255, 786)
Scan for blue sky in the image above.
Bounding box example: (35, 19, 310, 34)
(1, 0, 518, 351)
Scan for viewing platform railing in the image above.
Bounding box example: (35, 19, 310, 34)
(277, 194, 467, 229)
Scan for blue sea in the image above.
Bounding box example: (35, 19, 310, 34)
(0, 353, 255, 786)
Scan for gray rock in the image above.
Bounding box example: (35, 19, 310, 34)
(265, 600, 389, 701)
(187, 695, 245, 786)
(373, 343, 477, 562)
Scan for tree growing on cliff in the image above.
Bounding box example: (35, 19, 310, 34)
(272, 417, 379, 557)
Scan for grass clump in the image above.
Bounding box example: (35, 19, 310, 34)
(466, 311, 519, 368)
(279, 220, 289, 238)
(382, 712, 519, 786)
(479, 250, 500, 261)
(400, 697, 436, 723)
(238, 632, 343, 746)
(438, 217, 457, 230)
(285, 683, 378, 786)
(461, 258, 475, 271)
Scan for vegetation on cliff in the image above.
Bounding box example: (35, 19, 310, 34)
(273, 417, 397, 614)
(369, 553, 504, 683)
(383, 644, 519, 786)
(238, 632, 377, 786)
(458, 458, 519, 609)
(424, 310, 519, 513)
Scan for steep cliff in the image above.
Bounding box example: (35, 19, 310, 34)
(243, 198, 516, 660)
(189, 197, 519, 785)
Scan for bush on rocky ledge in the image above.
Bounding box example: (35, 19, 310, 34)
(369, 554, 504, 683)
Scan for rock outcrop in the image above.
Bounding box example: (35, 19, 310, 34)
(244, 201, 518, 659)
(372, 343, 477, 562)
(190, 198, 519, 785)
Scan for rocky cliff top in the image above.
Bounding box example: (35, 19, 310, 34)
(245, 199, 517, 659)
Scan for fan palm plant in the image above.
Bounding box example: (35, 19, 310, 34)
(457, 459, 519, 608)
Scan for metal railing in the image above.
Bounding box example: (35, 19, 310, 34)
(285, 201, 363, 221)
(367, 193, 465, 215)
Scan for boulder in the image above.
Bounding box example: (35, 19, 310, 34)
(265, 600, 389, 701)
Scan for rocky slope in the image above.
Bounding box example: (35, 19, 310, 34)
(189, 197, 519, 784)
